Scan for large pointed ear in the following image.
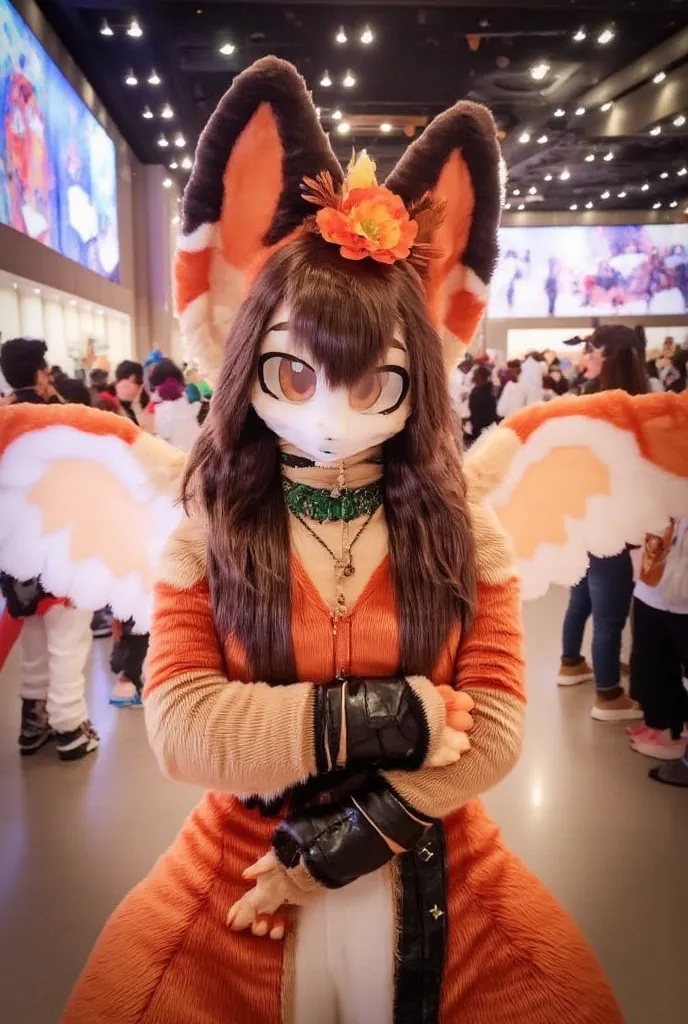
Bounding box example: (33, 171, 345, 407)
(175, 57, 343, 382)
(386, 102, 504, 370)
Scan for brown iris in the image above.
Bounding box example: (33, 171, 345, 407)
(278, 358, 317, 402)
(350, 370, 388, 410)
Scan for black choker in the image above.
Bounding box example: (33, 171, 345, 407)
(279, 451, 384, 469)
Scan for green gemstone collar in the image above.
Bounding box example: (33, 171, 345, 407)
(281, 478, 383, 523)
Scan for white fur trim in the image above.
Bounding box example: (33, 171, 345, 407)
(0, 426, 183, 631)
(176, 221, 218, 253)
(488, 415, 688, 600)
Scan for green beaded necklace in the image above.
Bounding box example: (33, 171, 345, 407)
(281, 478, 383, 523)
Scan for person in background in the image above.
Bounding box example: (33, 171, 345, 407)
(666, 348, 687, 393)
(148, 357, 202, 452)
(467, 364, 498, 443)
(0, 338, 98, 760)
(185, 364, 213, 401)
(542, 357, 569, 397)
(114, 360, 145, 425)
(520, 351, 545, 405)
(54, 377, 91, 406)
(557, 324, 648, 722)
(497, 359, 527, 419)
(645, 359, 664, 393)
(88, 367, 109, 405)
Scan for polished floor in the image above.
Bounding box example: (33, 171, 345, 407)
(0, 587, 685, 1024)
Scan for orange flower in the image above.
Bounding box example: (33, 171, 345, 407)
(316, 185, 418, 264)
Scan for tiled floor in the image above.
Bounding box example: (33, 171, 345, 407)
(0, 587, 685, 1024)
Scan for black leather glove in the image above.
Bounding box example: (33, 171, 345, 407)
(273, 777, 435, 889)
(314, 677, 429, 775)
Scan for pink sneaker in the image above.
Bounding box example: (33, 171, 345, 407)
(631, 729, 687, 761)
(626, 722, 648, 738)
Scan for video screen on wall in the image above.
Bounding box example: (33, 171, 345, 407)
(490, 223, 688, 319)
(0, 0, 119, 281)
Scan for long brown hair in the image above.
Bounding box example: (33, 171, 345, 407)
(591, 325, 649, 395)
(183, 233, 477, 682)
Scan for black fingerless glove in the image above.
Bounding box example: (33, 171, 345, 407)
(314, 677, 429, 775)
(272, 777, 435, 889)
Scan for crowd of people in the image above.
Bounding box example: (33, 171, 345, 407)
(0, 337, 212, 758)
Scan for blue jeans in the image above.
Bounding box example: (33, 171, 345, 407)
(561, 550, 633, 693)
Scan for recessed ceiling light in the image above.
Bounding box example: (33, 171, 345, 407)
(336, 121, 351, 135)
(660, 171, 669, 179)
(172, 215, 180, 226)
(650, 126, 662, 136)
(513, 189, 521, 196)
(174, 134, 186, 148)
(670, 200, 678, 208)
(618, 191, 627, 198)
(148, 70, 161, 86)
(554, 108, 566, 117)
(163, 178, 173, 189)
(127, 17, 143, 39)
(169, 161, 178, 170)
(530, 62, 551, 82)
(504, 203, 512, 210)
(517, 204, 525, 211)
(601, 190, 610, 199)
(142, 106, 153, 120)
(573, 29, 586, 43)
(597, 28, 615, 46)
(100, 19, 113, 37)
(158, 134, 169, 148)
(360, 26, 374, 45)
(585, 201, 594, 209)
(544, 173, 553, 181)
(518, 131, 531, 144)
(600, 101, 613, 112)
(320, 71, 332, 88)
(673, 114, 686, 127)
(653, 202, 662, 209)
(161, 104, 174, 119)
(219, 42, 235, 56)
(33, 287, 40, 294)
(678, 166, 687, 176)
(585, 153, 595, 162)
(125, 70, 138, 86)
(653, 71, 667, 85)
(641, 183, 650, 191)
(603, 151, 614, 162)
(181, 156, 193, 170)
(332, 108, 343, 120)
(537, 134, 548, 144)
(342, 71, 356, 88)
(336, 26, 347, 44)
(528, 186, 538, 195)
(575, 106, 586, 116)
(379, 122, 392, 133)
(559, 169, 571, 180)
(12, 282, 18, 289)
(69, 298, 76, 305)
(569, 204, 578, 211)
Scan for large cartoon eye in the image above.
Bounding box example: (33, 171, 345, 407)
(259, 353, 317, 404)
(349, 366, 409, 415)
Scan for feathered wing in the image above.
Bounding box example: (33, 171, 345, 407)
(0, 404, 186, 630)
(463, 391, 688, 600)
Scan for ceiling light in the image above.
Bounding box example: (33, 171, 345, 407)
(127, 17, 143, 39)
(530, 62, 551, 82)
(518, 131, 531, 144)
(670, 200, 678, 208)
(148, 70, 161, 86)
(320, 71, 332, 88)
(142, 106, 153, 120)
(585, 153, 595, 162)
(161, 104, 174, 119)
(158, 134, 169, 148)
(559, 169, 571, 180)
(336, 121, 351, 135)
(504, 203, 511, 210)
(653, 71, 667, 84)
(69, 298, 76, 305)
(361, 26, 374, 45)
(174, 133, 186, 148)
(181, 156, 193, 170)
(678, 166, 687, 176)
(573, 29, 586, 43)
(517, 204, 525, 211)
(650, 126, 661, 136)
(513, 189, 521, 196)
(380, 122, 392, 133)
(172, 215, 180, 226)
(569, 204, 578, 211)
(163, 178, 173, 189)
(336, 27, 347, 45)
(125, 70, 138, 86)
(603, 151, 614, 162)
(597, 28, 615, 46)
(618, 191, 627, 198)
(554, 108, 566, 117)
(219, 42, 235, 56)
(342, 71, 356, 88)
(653, 202, 662, 209)
(33, 287, 40, 295)
(575, 106, 585, 116)
(600, 101, 613, 112)
(528, 186, 538, 195)
(544, 173, 553, 181)
(641, 183, 650, 191)
(585, 201, 594, 209)
(660, 171, 669, 179)
(169, 161, 178, 170)
(601, 190, 610, 199)
(100, 19, 113, 37)
(332, 108, 342, 120)
(673, 114, 686, 127)
(537, 134, 548, 144)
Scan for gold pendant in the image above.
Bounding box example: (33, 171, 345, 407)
(330, 462, 346, 499)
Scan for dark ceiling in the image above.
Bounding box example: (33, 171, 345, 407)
(37, 0, 688, 213)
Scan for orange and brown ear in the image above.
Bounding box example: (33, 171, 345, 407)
(386, 102, 503, 362)
(175, 57, 343, 379)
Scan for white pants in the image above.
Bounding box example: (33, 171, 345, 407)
(293, 866, 396, 1024)
(19, 606, 92, 733)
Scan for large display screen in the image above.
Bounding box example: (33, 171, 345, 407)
(490, 223, 688, 318)
(0, 0, 119, 280)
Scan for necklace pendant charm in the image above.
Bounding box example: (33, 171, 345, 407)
(343, 564, 355, 577)
(330, 486, 342, 499)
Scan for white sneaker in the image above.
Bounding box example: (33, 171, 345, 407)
(557, 659, 594, 686)
(591, 695, 644, 722)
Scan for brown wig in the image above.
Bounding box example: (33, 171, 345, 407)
(183, 232, 477, 683)
(590, 325, 649, 396)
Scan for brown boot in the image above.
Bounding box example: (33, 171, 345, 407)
(557, 658, 593, 687)
(591, 694, 643, 722)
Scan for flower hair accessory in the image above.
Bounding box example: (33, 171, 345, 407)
(301, 151, 445, 267)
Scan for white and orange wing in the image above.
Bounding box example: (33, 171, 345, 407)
(0, 404, 186, 630)
(464, 391, 688, 599)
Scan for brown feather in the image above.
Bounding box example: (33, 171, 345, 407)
(300, 171, 341, 210)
